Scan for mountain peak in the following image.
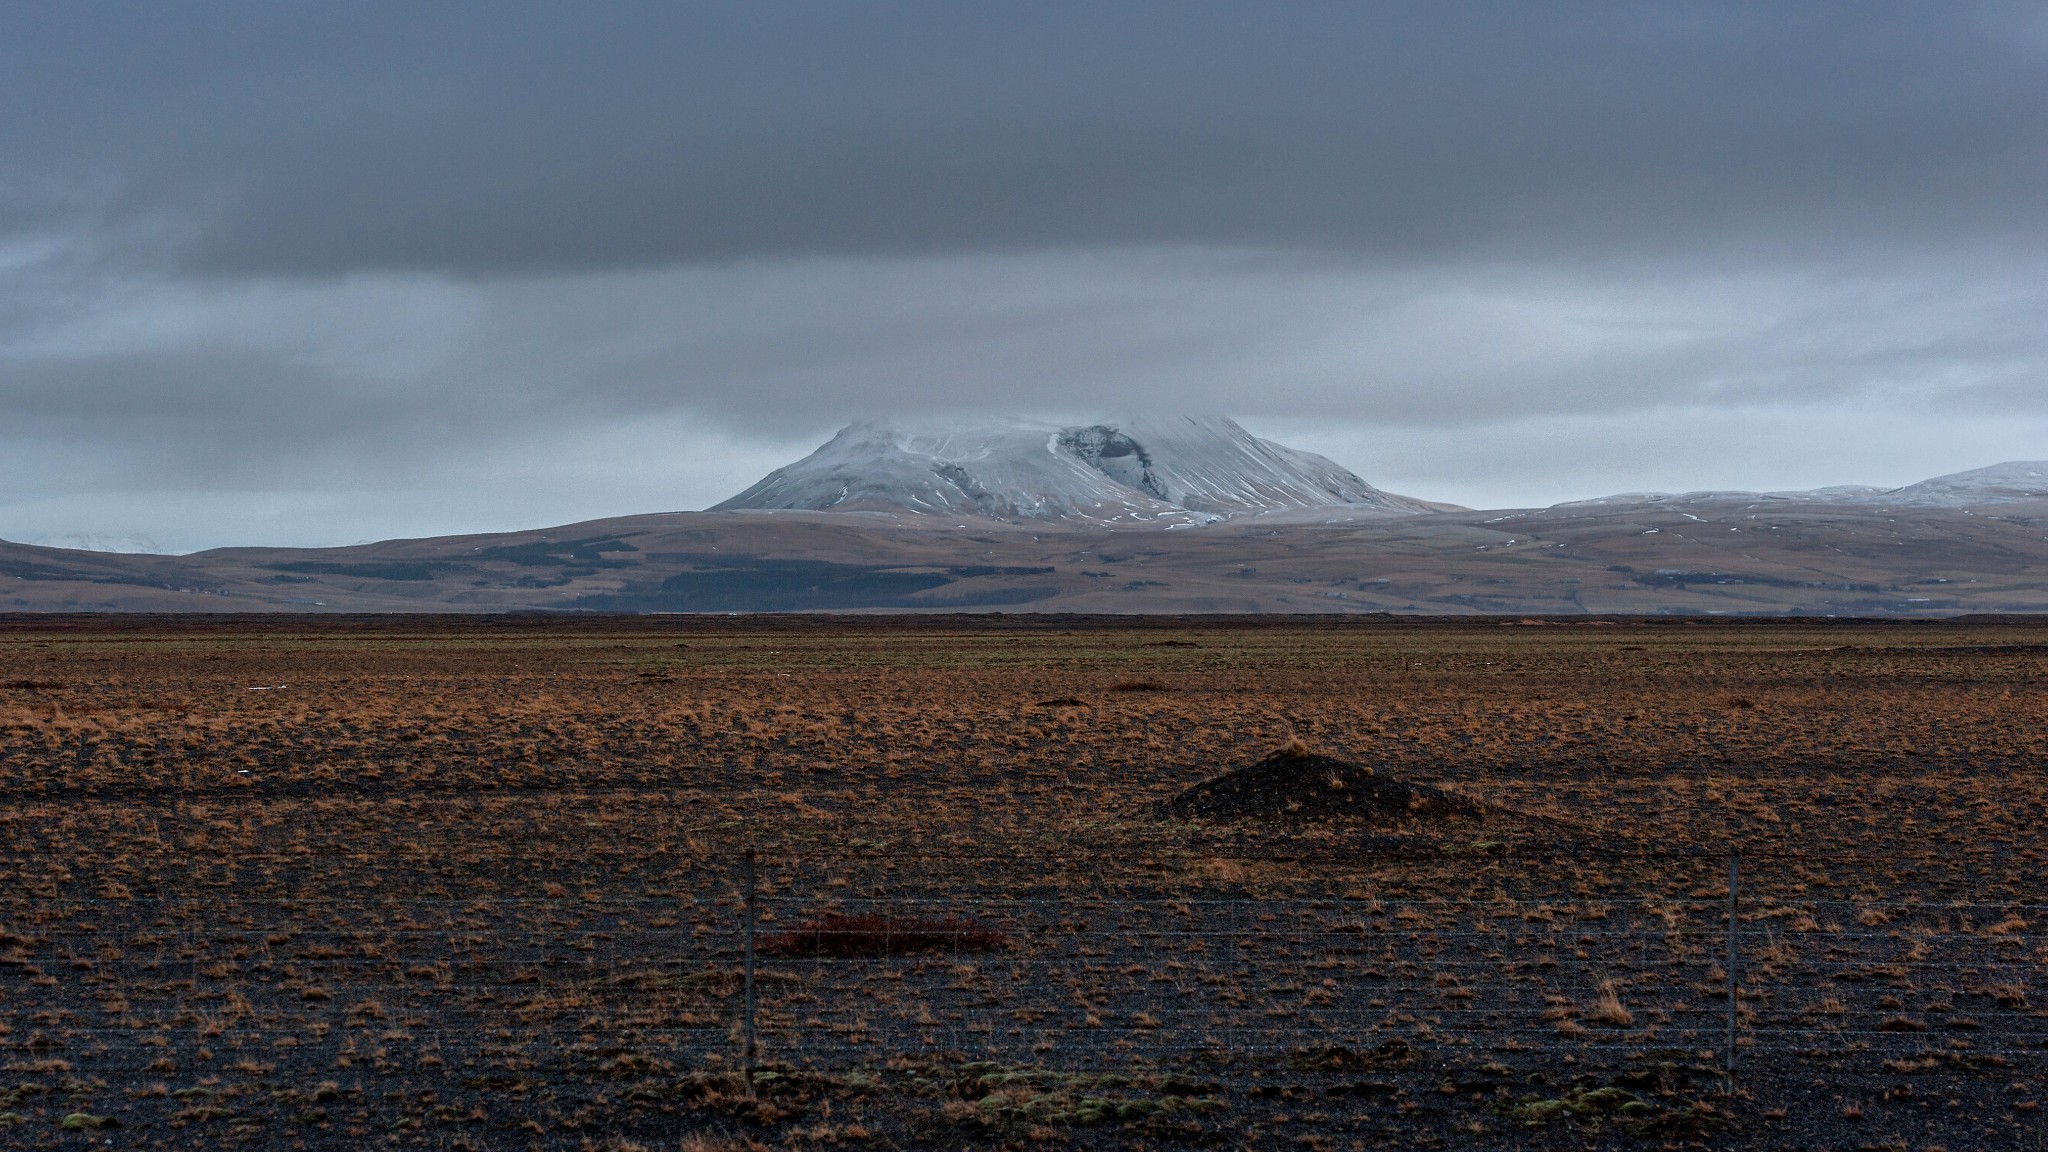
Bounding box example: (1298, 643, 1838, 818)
(1886, 460, 2048, 505)
(713, 415, 1448, 525)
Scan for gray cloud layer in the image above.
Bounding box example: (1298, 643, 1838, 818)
(2, 3, 2046, 549)
(8, 2, 2047, 273)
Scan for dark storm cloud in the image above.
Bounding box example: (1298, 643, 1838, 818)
(3, 2, 2045, 275)
(6, 2, 2048, 551)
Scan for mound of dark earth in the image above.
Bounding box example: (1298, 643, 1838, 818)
(1163, 744, 1482, 823)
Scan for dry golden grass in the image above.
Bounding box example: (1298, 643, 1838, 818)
(0, 615, 2040, 1149)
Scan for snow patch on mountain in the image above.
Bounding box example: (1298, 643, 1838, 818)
(713, 416, 1444, 524)
(26, 531, 164, 554)
(1886, 461, 2048, 505)
(1552, 461, 2048, 509)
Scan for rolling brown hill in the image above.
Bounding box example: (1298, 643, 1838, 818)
(6, 494, 2048, 614)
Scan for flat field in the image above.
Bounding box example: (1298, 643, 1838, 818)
(0, 615, 2042, 1149)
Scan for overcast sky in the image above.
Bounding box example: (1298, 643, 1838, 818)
(5, 2, 2048, 552)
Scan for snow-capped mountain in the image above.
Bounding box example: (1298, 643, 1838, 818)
(1551, 462, 2048, 510)
(713, 415, 1446, 525)
(26, 531, 163, 554)
(1885, 461, 2048, 506)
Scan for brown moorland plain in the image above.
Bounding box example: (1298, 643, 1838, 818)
(0, 614, 2042, 1149)
(8, 494, 2048, 616)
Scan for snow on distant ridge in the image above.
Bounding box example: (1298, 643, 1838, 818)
(27, 532, 163, 554)
(1555, 486, 1886, 508)
(713, 415, 1444, 525)
(1552, 461, 2048, 509)
(1886, 461, 2048, 505)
